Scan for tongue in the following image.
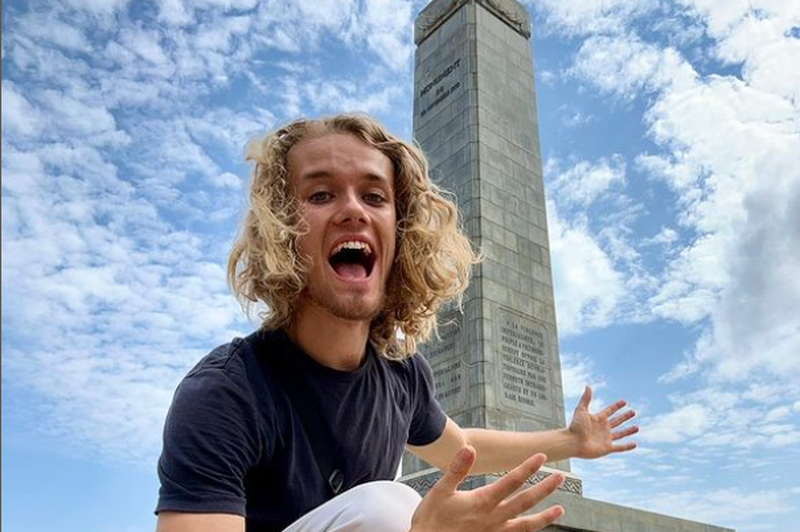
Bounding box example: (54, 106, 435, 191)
(333, 262, 368, 279)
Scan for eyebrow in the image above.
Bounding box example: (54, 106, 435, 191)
(298, 170, 391, 183)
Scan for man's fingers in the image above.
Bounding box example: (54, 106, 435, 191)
(612, 425, 639, 440)
(600, 399, 627, 418)
(432, 446, 476, 494)
(577, 385, 592, 409)
(612, 442, 637, 453)
(503, 505, 565, 532)
(484, 453, 547, 504)
(609, 409, 636, 428)
(500, 471, 564, 518)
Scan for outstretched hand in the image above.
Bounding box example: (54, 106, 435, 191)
(568, 385, 639, 459)
(410, 446, 564, 532)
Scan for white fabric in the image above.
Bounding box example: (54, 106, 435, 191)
(282, 481, 421, 532)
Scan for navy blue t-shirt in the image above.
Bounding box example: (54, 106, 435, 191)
(156, 329, 447, 531)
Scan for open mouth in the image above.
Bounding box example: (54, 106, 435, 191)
(328, 241, 376, 280)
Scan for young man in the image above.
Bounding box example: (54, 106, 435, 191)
(155, 115, 638, 532)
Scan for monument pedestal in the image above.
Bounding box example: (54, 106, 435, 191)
(402, 467, 732, 532)
(402, 465, 583, 496)
(402, 1, 734, 531)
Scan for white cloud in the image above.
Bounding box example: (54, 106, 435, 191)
(281, 77, 303, 118)
(644, 75, 800, 384)
(571, 33, 696, 98)
(1, 4, 272, 465)
(63, 0, 130, 15)
(2, 82, 44, 138)
(119, 28, 170, 66)
(156, 0, 193, 26)
(567, 11, 800, 389)
(13, 13, 93, 53)
(0, 0, 409, 469)
(549, 155, 626, 207)
(643, 403, 713, 443)
(639, 385, 800, 455)
(287, 0, 357, 29)
(186, 107, 271, 156)
(642, 227, 680, 247)
(274, 74, 406, 119)
(559, 352, 607, 400)
(544, 155, 651, 334)
(636, 487, 795, 530)
(1, 162, 247, 463)
(39, 89, 121, 139)
(548, 201, 625, 336)
(304, 79, 403, 115)
(527, 0, 651, 35)
(360, 0, 414, 70)
(562, 109, 595, 128)
(211, 171, 243, 189)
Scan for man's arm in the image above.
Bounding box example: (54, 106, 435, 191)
(408, 385, 638, 474)
(156, 512, 244, 532)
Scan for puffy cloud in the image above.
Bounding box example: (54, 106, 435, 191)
(304, 79, 404, 115)
(560, 352, 606, 400)
(545, 155, 652, 334)
(63, 0, 130, 15)
(567, 6, 800, 390)
(12, 12, 93, 52)
(548, 200, 625, 335)
(1, 0, 421, 466)
(643, 402, 713, 443)
(571, 33, 696, 98)
(639, 487, 795, 530)
(525, 0, 652, 35)
(549, 155, 626, 207)
(2, 82, 44, 138)
(119, 28, 170, 66)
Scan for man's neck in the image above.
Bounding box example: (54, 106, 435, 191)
(286, 306, 371, 371)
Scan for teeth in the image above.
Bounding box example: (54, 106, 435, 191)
(330, 241, 372, 257)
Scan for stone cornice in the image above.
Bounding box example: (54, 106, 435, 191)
(414, 0, 531, 44)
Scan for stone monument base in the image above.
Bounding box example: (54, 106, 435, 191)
(400, 468, 734, 532)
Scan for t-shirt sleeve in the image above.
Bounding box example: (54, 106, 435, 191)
(156, 354, 266, 516)
(407, 353, 448, 446)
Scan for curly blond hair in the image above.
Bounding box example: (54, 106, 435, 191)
(228, 114, 480, 359)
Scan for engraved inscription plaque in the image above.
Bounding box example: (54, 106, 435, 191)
(416, 48, 467, 121)
(496, 308, 553, 419)
(422, 312, 467, 413)
(432, 357, 466, 412)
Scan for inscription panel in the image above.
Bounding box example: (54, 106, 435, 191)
(496, 308, 553, 419)
(415, 31, 468, 123)
(421, 312, 467, 413)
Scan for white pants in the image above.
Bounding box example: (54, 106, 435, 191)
(282, 481, 421, 532)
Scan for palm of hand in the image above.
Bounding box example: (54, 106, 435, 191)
(569, 386, 638, 459)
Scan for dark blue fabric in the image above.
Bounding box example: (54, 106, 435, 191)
(156, 329, 446, 532)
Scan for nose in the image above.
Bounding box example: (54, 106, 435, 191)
(334, 190, 369, 225)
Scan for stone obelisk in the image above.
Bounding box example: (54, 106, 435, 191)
(402, 0, 573, 486)
(401, 2, 734, 531)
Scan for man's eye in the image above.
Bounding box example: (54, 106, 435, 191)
(308, 191, 332, 203)
(364, 193, 386, 205)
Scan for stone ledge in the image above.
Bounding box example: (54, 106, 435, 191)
(399, 465, 583, 496)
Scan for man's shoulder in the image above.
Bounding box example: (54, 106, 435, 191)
(185, 337, 249, 381)
(171, 330, 289, 423)
(384, 351, 430, 369)
(380, 351, 434, 383)
(186, 328, 286, 376)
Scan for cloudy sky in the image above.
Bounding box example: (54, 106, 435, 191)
(2, 0, 799, 531)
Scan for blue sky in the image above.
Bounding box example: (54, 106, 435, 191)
(2, 1, 799, 531)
